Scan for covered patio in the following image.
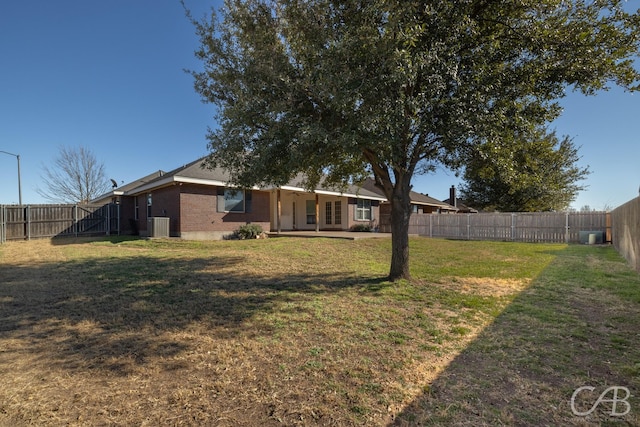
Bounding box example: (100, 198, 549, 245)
(268, 182, 387, 233)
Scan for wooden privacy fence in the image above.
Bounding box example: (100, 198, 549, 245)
(380, 211, 610, 244)
(0, 204, 120, 243)
(611, 197, 640, 273)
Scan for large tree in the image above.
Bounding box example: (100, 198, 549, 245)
(37, 145, 111, 204)
(188, 0, 640, 280)
(459, 127, 590, 212)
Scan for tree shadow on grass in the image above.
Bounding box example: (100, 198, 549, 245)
(49, 235, 142, 245)
(0, 252, 385, 377)
(391, 245, 640, 426)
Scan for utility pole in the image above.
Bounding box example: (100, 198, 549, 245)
(0, 150, 22, 205)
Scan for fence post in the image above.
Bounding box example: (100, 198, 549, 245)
(511, 213, 516, 241)
(0, 205, 4, 244)
(467, 214, 471, 240)
(565, 211, 570, 244)
(24, 205, 30, 240)
(106, 205, 111, 236)
(74, 205, 78, 237)
(429, 214, 433, 238)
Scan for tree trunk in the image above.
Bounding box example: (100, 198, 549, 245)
(388, 181, 412, 281)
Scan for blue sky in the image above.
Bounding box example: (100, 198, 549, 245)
(1, 1, 638, 210)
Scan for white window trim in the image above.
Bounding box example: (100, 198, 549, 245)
(306, 199, 316, 224)
(355, 199, 372, 221)
(334, 201, 342, 225)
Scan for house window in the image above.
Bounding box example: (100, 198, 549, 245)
(134, 197, 139, 220)
(225, 189, 245, 212)
(147, 193, 152, 218)
(355, 199, 372, 221)
(412, 204, 419, 214)
(217, 188, 246, 213)
(334, 201, 342, 225)
(306, 200, 316, 224)
(325, 202, 332, 225)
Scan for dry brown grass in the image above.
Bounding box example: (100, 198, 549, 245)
(1, 237, 639, 426)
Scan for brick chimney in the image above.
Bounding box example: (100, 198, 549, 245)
(450, 185, 457, 207)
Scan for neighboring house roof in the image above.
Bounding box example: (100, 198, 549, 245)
(410, 192, 458, 211)
(361, 178, 458, 210)
(442, 197, 479, 213)
(442, 185, 478, 213)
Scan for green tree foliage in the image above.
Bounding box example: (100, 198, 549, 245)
(187, 0, 640, 280)
(459, 128, 590, 212)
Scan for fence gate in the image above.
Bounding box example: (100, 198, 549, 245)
(0, 203, 119, 242)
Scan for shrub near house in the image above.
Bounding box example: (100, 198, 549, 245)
(234, 224, 264, 240)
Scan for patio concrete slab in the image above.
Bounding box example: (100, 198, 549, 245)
(267, 231, 392, 240)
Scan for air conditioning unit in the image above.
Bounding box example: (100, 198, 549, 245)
(147, 217, 170, 238)
(579, 230, 604, 244)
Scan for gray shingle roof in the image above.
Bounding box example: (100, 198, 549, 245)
(280, 173, 386, 200)
(118, 170, 166, 192)
(90, 170, 167, 203)
(116, 158, 387, 200)
(159, 158, 232, 182)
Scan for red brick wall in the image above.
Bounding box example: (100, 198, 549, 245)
(117, 196, 137, 234)
(133, 185, 181, 235)
(150, 185, 181, 234)
(380, 203, 391, 217)
(179, 184, 270, 233)
(126, 184, 270, 238)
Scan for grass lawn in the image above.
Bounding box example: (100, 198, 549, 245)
(1, 236, 639, 426)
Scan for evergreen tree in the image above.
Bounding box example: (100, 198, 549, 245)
(188, 0, 640, 280)
(460, 128, 590, 212)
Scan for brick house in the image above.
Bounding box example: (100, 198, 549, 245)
(94, 158, 387, 239)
